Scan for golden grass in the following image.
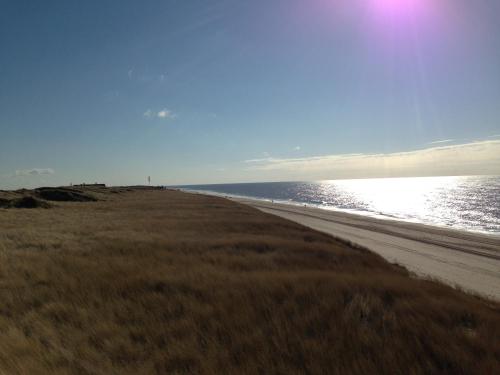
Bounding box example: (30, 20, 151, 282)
(0, 188, 498, 374)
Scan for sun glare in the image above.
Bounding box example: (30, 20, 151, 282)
(369, 0, 429, 20)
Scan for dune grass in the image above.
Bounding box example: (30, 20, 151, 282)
(0, 188, 498, 374)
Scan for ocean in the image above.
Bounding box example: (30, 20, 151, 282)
(177, 176, 500, 235)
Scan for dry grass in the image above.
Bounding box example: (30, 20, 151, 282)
(0, 188, 498, 374)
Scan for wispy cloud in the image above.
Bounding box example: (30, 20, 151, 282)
(428, 139, 454, 145)
(245, 158, 275, 164)
(128, 67, 168, 85)
(144, 108, 177, 120)
(15, 168, 55, 177)
(246, 152, 273, 163)
(157, 109, 176, 119)
(244, 140, 500, 179)
(294, 146, 301, 151)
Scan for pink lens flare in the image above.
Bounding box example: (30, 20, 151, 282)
(366, 0, 441, 38)
(369, 0, 431, 21)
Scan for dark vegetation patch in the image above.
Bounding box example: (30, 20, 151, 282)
(34, 187, 97, 202)
(0, 196, 51, 209)
(10, 196, 51, 209)
(0, 198, 9, 208)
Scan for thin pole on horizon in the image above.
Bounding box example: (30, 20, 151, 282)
(148, 176, 151, 186)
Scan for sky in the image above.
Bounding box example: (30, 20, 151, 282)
(1, 0, 499, 189)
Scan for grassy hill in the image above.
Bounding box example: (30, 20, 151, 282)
(0, 187, 498, 374)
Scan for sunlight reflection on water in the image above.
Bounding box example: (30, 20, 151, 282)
(180, 176, 500, 234)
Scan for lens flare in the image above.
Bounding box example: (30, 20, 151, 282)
(366, 0, 439, 37)
(369, 0, 430, 21)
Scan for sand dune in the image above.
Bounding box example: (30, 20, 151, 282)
(1, 188, 499, 372)
(233, 197, 500, 301)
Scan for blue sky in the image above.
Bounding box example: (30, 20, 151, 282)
(1, 0, 499, 188)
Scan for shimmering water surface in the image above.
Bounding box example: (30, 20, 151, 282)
(178, 176, 500, 235)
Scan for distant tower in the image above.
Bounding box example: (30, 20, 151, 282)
(148, 176, 151, 186)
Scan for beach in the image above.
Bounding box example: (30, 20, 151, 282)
(5, 1, 500, 373)
(231, 197, 500, 300)
(0, 187, 499, 373)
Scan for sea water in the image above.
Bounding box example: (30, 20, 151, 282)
(177, 176, 500, 235)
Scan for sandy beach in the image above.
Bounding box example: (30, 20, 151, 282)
(231, 197, 500, 300)
(5, 1, 500, 371)
(0, 187, 499, 372)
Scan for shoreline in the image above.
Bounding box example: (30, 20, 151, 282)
(179, 188, 500, 238)
(1, 187, 499, 372)
(184, 190, 500, 300)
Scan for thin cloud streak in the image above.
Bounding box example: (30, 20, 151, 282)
(428, 139, 454, 145)
(15, 168, 55, 177)
(157, 109, 176, 119)
(144, 108, 177, 120)
(244, 141, 500, 179)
